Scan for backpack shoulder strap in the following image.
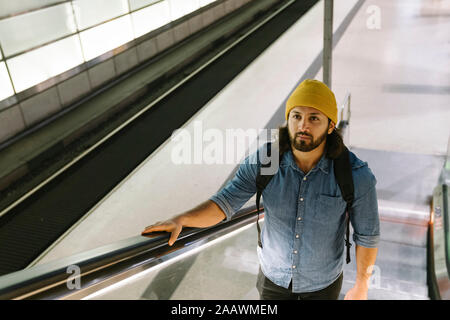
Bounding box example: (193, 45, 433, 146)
(333, 146, 355, 264)
(255, 142, 280, 248)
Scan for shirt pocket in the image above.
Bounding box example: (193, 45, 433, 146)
(313, 194, 347, 222)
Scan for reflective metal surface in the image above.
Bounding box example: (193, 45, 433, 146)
(338, 92, 351, 146)
(431, 184, 450, 299)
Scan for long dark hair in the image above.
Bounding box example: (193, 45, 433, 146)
(276, 119, 345, 159)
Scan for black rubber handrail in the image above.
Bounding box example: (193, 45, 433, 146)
(443, 184, 450, 278)
(428, 182, 450, 299)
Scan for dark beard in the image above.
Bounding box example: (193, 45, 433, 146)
(290, 128, 328, 152)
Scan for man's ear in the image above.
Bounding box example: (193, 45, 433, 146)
(328, 121, 335, 134)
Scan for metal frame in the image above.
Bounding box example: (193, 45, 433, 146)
(337, 92, 351, 146)
(323, 0, 333, 88)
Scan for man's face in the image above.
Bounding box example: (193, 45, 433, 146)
(287, 106, 333, 152)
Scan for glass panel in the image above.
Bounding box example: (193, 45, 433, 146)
(168, 0, 200, 21)
(0, 0, 65, 18)
(0, 61, 14, 100)
(131, 0, 171, 38)
(80, 15, 134, 61)
(84, 223, 261, 300)
(72, 0, 129, 30)
(0, 3, 77, 57)
(129, 0, 161, 12)
(7, 35, 84, 92)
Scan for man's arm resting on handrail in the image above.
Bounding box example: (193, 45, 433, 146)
(141, 200, 226, 246)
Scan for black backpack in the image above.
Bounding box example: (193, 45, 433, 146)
(255, 142, 354, 264)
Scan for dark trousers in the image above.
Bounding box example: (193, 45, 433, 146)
(256, 268, 343, 300)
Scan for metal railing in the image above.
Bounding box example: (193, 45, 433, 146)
(337, 92, 351, 146)
(438, 135, 450, 186)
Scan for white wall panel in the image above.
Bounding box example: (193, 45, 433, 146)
(131, 1, 171, 38)
(0, 3, 76, 57)
(79, 15, 134, 60)
(7, 35, 84, 92)
(72, 0, 129, 30)
(0, 0, 64, 17)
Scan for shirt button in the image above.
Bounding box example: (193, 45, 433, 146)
(292, 265, 296, 269)
(296, 234, 300, 238)
(300, 197, 304, 201)
(303, 177, 307, 181)
(298, 217, 302, 221)
(293, 250, 298, 254)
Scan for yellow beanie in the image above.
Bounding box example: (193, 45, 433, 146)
(285, 79, 337, 124)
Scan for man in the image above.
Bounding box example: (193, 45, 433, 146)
(142, 79, 379, 300)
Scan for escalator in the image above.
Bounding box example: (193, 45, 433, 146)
(0, 0, 447, 300)
(0, 123, 448, 300)
(0, 0, 321, 276)
(0, 178, 448, 300)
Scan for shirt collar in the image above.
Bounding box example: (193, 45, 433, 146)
(282, 148, 330, 175)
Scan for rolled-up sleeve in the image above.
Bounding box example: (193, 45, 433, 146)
(209, 152, 258, 221)
(350, 167, 380, 248)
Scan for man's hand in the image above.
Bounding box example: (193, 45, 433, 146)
(346, 245, 378, 300)
(141, 200, 226, 246)
(344, 285, 368, 300)
(141, 219, 183, 246)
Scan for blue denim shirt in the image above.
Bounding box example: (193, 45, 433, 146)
(209, 145, 380, 293)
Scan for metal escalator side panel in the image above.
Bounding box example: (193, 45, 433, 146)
(430, 184, 450, 299)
